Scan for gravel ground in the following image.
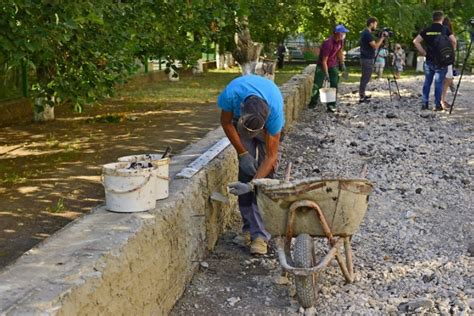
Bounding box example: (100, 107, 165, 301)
(171, 75, 473, 315)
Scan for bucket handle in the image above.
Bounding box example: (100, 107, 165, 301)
(102, 174, 153, 194)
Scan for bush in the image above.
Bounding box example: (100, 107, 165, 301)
(303, 51, 317, 61)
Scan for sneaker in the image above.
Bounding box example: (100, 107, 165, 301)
(327, 105, 336, 113)
(421, 102, 429, 110)
(359, 96, 371, 103)
(232, 231, 251, 247)
(441, 101, 451, 111)
(433, 106, 443, 112)
(250, 237, 267, 255)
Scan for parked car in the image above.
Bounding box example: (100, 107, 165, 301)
(286, 46, 304, 61)
(345, 46, 360, 65)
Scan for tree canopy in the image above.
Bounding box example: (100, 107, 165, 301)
(0, 0, 472, 115)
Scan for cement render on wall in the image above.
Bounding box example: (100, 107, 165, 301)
(0, 65, 315, 315)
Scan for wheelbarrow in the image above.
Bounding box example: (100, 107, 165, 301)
(252, 173, 373, 308)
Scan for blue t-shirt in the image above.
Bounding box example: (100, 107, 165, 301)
(360, 28, 375, 59)
(217, 75, 285, 136)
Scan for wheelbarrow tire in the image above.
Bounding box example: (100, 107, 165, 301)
(293, 233, 318, 308)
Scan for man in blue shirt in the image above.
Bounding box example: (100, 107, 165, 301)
(218, 74, 284, 255)
(359, 17, 388, 103)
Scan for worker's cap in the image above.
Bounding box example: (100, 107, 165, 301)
(237, 95, 269, 139)
(334, 24, 349, 33)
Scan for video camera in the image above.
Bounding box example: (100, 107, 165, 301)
(376, 27, 394, 38)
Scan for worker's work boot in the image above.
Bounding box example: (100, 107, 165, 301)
(232, 231, 251, 247)
(250, 237, 268, 255)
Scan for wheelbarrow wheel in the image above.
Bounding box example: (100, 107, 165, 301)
(293, 233, 318, 308)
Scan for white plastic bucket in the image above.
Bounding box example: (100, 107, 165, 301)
(319, 87, 337, 103)
(118, 154, 170, 200)
(416, 56, 425, 72)
(102, 162, 157, 213)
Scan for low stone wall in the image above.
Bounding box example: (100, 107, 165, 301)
(0, 65, 315, 315)
(280, 64, 316, 130)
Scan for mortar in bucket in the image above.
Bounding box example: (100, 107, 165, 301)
(102, 162, 157, 213)
(118, 154, 170, 200)
(319, 80, 337, 104)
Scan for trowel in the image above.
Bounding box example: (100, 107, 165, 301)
(210, 191, 229, 204)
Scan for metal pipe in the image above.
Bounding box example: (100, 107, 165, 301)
(276, 239, 343, 276)
(288, 200, 335, 244)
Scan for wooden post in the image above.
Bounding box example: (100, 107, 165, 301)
(144, 56, 149, 73)
(21, 60, 28, 98)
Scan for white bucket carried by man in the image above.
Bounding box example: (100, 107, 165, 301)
(319, 79, 337, 104)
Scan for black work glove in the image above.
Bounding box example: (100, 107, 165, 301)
(228, 182, 254, 196)
(338, 63, 346, 72)
(238, 152, 258, 177)
(323, 74, 330, 82)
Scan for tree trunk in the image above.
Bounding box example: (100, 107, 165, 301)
(232, 17, 276, 81)
(33, 97, 55, 122)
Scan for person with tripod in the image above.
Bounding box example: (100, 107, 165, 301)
(413, 11, 456, 111)
(358, 17, 388, 103)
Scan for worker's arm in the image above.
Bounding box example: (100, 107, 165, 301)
(413, 35, 426, 56)
(321, 55, 329, 76)
(254, 132, 280, 179)
(449, 34, 457, 50)
(220, 111, 247, 155)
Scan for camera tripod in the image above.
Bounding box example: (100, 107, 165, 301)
(449, 25, 473, 114)
(374, 37, 401, 102)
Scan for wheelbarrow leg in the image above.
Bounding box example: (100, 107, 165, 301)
(344, 237, 354, 279)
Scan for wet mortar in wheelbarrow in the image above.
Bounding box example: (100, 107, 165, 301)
(252, 176, 373, 308)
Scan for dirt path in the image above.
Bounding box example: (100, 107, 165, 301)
(171, 75, 473, 315)
(0, 72, 222, 267)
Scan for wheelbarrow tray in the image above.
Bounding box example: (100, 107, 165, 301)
(253, 177, 373, 237)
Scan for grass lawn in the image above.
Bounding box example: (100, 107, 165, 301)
(117, 65, 306, 105)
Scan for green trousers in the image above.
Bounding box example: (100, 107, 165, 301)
(309, 66, 339, 109)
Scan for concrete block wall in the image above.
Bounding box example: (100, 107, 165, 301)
(0, 65, 315, 315)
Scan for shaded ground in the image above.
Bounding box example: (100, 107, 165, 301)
(0, 67, 302, 269)
(171, 75, 473, 315)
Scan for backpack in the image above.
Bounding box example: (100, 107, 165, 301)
(431, 28, 454, 67)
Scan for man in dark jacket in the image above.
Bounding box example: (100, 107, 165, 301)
(413, 11, 457, 111)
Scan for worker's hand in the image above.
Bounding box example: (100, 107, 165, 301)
(338, 63, 346, 72)
(324, 74, 330, 82)
(228, 182, 253, 196)
(238, 152, 258, 177)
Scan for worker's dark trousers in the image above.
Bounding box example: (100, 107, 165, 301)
(238, 133, 272, 241)
(359, 58, 374, 98)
